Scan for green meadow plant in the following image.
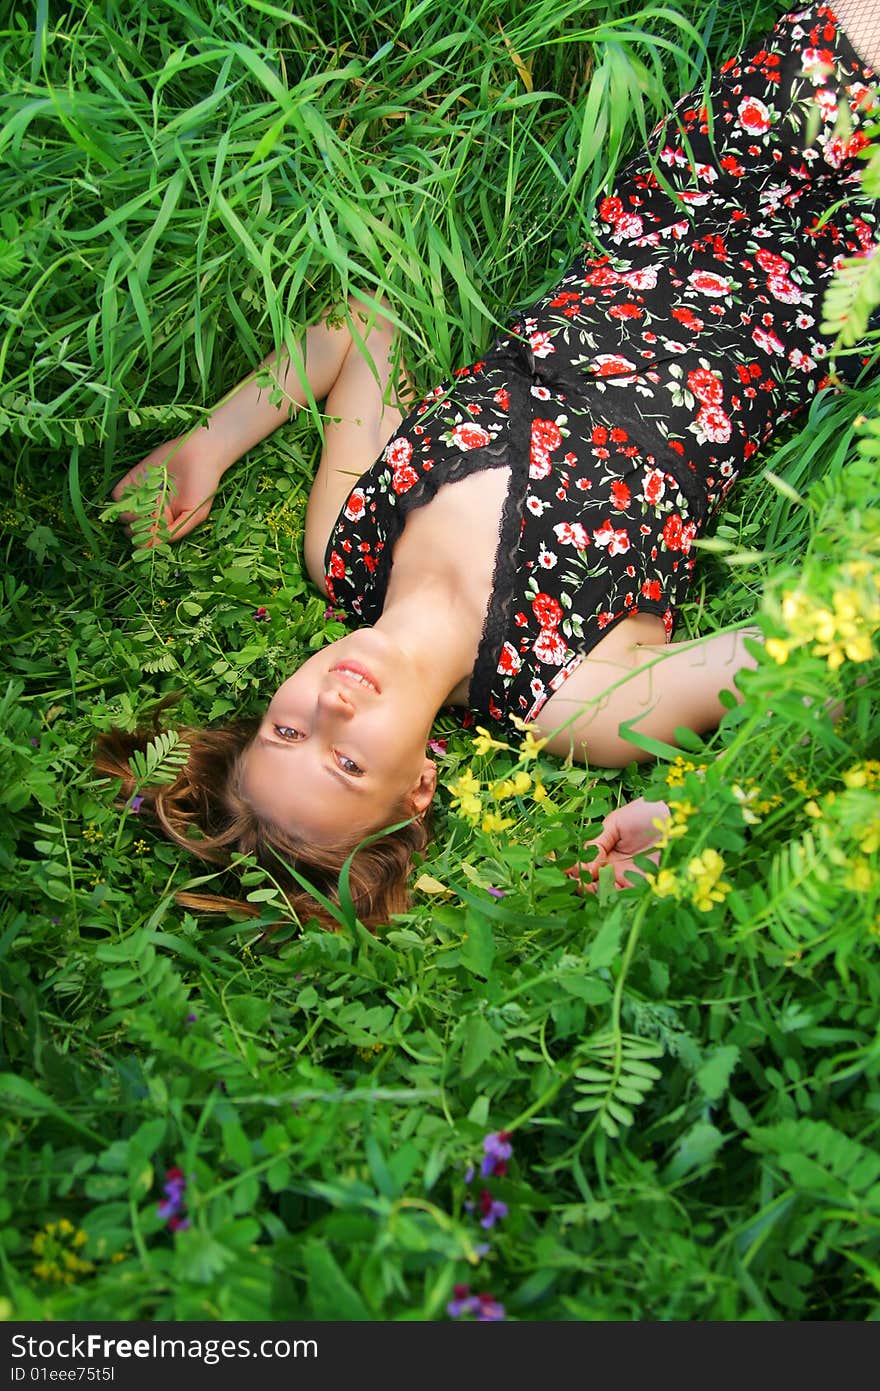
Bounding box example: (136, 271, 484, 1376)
(1, 0, 878, 1321)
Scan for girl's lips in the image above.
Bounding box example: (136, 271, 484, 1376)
(330, 661, 381, 694)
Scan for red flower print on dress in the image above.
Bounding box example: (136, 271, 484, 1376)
(737, 96, 772, 134)
(392, 464, 419, 494)
(662, 514, 684, 551)
(450, 422, 491, 450)
(585, 264, 622, 287)
(767, 274, 805, 304)
(553, 521, 589, 550)
(598, 195, 624, 225)
(528, 330, 554, 358)
(497, 642, 522, 676)
(801, 46, 834, 83)
(610, 212, 644, 242)
(788, 347, 815, 372)
(593, 520, 631, 556)
(641, 468, 666, 506)
(687, 367, 723, 405)
(610, 480, 631, 510)
(529, 447, 551, 481)
(688, 270, 732, 297)
(590, 354, 638, 381)
(533, 627, 568, 664)
(531, 419, 563, 452)
(328, 551, 346, 579)
(384, 437, 413, 468)
(493, 388, 510, 409)
(532, 593, 563, 628)
(344, 489, 366, 521)
(754, 248, 787, 276)
(671, 306, 704, 332)
(752, 324, 785, 354)
(641, 579, 662, 601)
(622, 266, 658, 291)
(694, 404, 732, 443)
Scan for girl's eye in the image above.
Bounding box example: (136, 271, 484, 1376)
(336, 753, 364, 777)
(274, 725, 304, 740)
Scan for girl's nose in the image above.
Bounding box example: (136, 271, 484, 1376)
(317, 686, 355, 718)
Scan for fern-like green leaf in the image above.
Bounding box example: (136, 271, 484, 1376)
(820, 249, 880, 348)
(142, 652, 178, 674)
(128, 731, 189, 788)
(573, 1031, 663, 1137)
(749, 1117, 880, 1213)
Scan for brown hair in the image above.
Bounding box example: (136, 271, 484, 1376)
(93, 708, 430, 933)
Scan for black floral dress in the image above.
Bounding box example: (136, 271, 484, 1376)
(324, 3, 878, 732)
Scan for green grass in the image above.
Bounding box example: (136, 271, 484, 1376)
(1, 0, 879, 1321)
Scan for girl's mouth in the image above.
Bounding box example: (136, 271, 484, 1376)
(330, 661, 381, 693)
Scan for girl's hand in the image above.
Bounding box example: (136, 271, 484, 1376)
(111, 432, 226, 547)
(566, 797, 670, 893)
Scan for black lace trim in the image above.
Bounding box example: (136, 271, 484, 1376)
(467, 332, 534, 713)
(335, 365, 516, 625)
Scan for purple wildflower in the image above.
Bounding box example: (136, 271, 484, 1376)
(480, 1130, 513, 1178)
(185, 1012, 197, 1024)
(428, 739, 448, 756)
(128, 795, 144, 814)
(487, 886, 506, 899)
(447, 1284, 506, 1321)
(29, 737, 39, 747)
(323, 605, 345, 621)
(478, 1190, 508, 1229)
(157, 1166, 189, 1229)
(253, 606, 270, 621)
(464, 1163, 475, 1185)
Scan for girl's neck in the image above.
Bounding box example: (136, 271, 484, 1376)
(374, 568, 482, 710)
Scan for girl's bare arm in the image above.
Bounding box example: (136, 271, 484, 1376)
(111, 293, 409, 548)
(534, 627, 762, 767)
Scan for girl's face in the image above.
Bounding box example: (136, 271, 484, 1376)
(238, 630, 437, 844)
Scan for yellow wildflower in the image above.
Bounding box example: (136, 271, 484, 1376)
(842, 760, 880, 790)
(490, 770, 532, 799)
(804, 800, 823, 819)
(481, 811, 514, 834)
(860, 819, 880, 856)
(654, 799, 695, 846)
(31, 1221, 94, 1286)
(649, 869, 680, 899)
(665, 756, 701, 787)
(448, 771, 480, 798)
(472, 726, 509, 756)
(532, 779, 548, 802)
(844, 633, 873, 662)
(519, 730, 548, 760)
(765, 638, 790, 665)
(456, 794, 482, 823)
(781, 590, 812, 630)
(686, 849, 731, 912)
(846, 858, 874, 893)
(447, 771, 483, 824)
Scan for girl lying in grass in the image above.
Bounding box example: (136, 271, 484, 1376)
(98, 2, 879, 928)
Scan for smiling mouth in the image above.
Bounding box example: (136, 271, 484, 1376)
(330, 662, 381, 694)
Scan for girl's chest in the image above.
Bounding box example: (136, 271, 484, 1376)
(390, 465, 511, 615)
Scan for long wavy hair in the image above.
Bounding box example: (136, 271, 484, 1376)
(93, 699, 430, 933)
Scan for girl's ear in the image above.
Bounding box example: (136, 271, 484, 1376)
(408, 757, 437, 816)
